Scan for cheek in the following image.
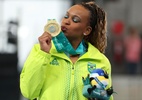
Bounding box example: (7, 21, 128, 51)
(71, 24, 84, 34)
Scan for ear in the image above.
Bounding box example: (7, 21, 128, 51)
(84, 26, 92, 36)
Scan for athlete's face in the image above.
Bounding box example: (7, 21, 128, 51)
(61, 5, 92, 41)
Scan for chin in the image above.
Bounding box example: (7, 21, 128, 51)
(63, 32, 68, 37)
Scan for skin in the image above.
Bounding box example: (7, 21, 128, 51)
(38, 5, 92, 63)
(61, 5, 92, 49)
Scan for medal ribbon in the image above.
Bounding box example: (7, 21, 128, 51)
(52, 31, 86, 56)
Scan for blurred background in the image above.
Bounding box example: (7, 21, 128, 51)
(0, 0, 141, 100)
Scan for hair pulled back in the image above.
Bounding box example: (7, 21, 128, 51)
(79, 1, 107, 53)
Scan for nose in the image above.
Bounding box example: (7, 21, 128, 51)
(62, 18, 71, 25)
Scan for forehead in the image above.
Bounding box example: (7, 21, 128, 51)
(67, 5, 90, 18)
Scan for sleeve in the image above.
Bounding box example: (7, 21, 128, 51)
(20, 44, 51, 99)
(106, 60, 113, 100)
(102, 55, 114, 100)
(107, 62, 113, 100)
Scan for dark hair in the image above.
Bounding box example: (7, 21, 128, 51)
(78, 1, 107, 53)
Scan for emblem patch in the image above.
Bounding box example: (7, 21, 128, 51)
(87, 62, 96, 73)
(50, 58, 59, 65)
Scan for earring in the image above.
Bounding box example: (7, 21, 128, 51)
(83, 33, 87, 35)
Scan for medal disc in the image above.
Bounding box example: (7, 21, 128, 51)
(44, 19, 61, 37)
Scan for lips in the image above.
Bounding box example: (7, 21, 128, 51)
(61, 26, 67, 32)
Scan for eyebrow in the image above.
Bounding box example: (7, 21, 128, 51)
(66, 12, 81, 20)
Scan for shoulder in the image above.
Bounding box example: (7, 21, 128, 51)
(87, 42, 111, 67)
(82, 43, 112, 74)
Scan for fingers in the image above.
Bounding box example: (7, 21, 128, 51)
(38, 32, 52, 44)
(38, 32, 52, 53)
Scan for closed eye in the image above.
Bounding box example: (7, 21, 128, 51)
(72, 16, 81, 23)
(64, 12, 81, 23)
(64, 14, 69, 19)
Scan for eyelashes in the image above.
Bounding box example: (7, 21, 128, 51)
(63, 14, 81, 23)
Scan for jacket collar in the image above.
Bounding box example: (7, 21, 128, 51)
(80, 43, 103, 60)
(50, 41, 103, 61)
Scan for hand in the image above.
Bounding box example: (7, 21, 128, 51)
(38, 32, 52, 53)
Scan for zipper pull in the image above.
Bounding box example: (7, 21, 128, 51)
(72, 65, 74, 75)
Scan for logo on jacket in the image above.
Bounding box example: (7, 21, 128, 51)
(50, 58, 59, 65)
(87, 62, 96, 73)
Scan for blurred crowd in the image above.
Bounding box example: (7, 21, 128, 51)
(109, 24, 142, 75)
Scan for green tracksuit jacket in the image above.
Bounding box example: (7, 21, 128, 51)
(20, 42, 113, 100)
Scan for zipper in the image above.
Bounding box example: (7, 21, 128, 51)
(69, 64, 75, 100)
(72, 64, 74, 75)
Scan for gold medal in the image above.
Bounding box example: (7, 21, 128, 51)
(44, 19, 61, 37)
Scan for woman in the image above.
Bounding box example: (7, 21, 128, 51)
(20, 1, 113, 100)
(124, 26, 141, 75)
